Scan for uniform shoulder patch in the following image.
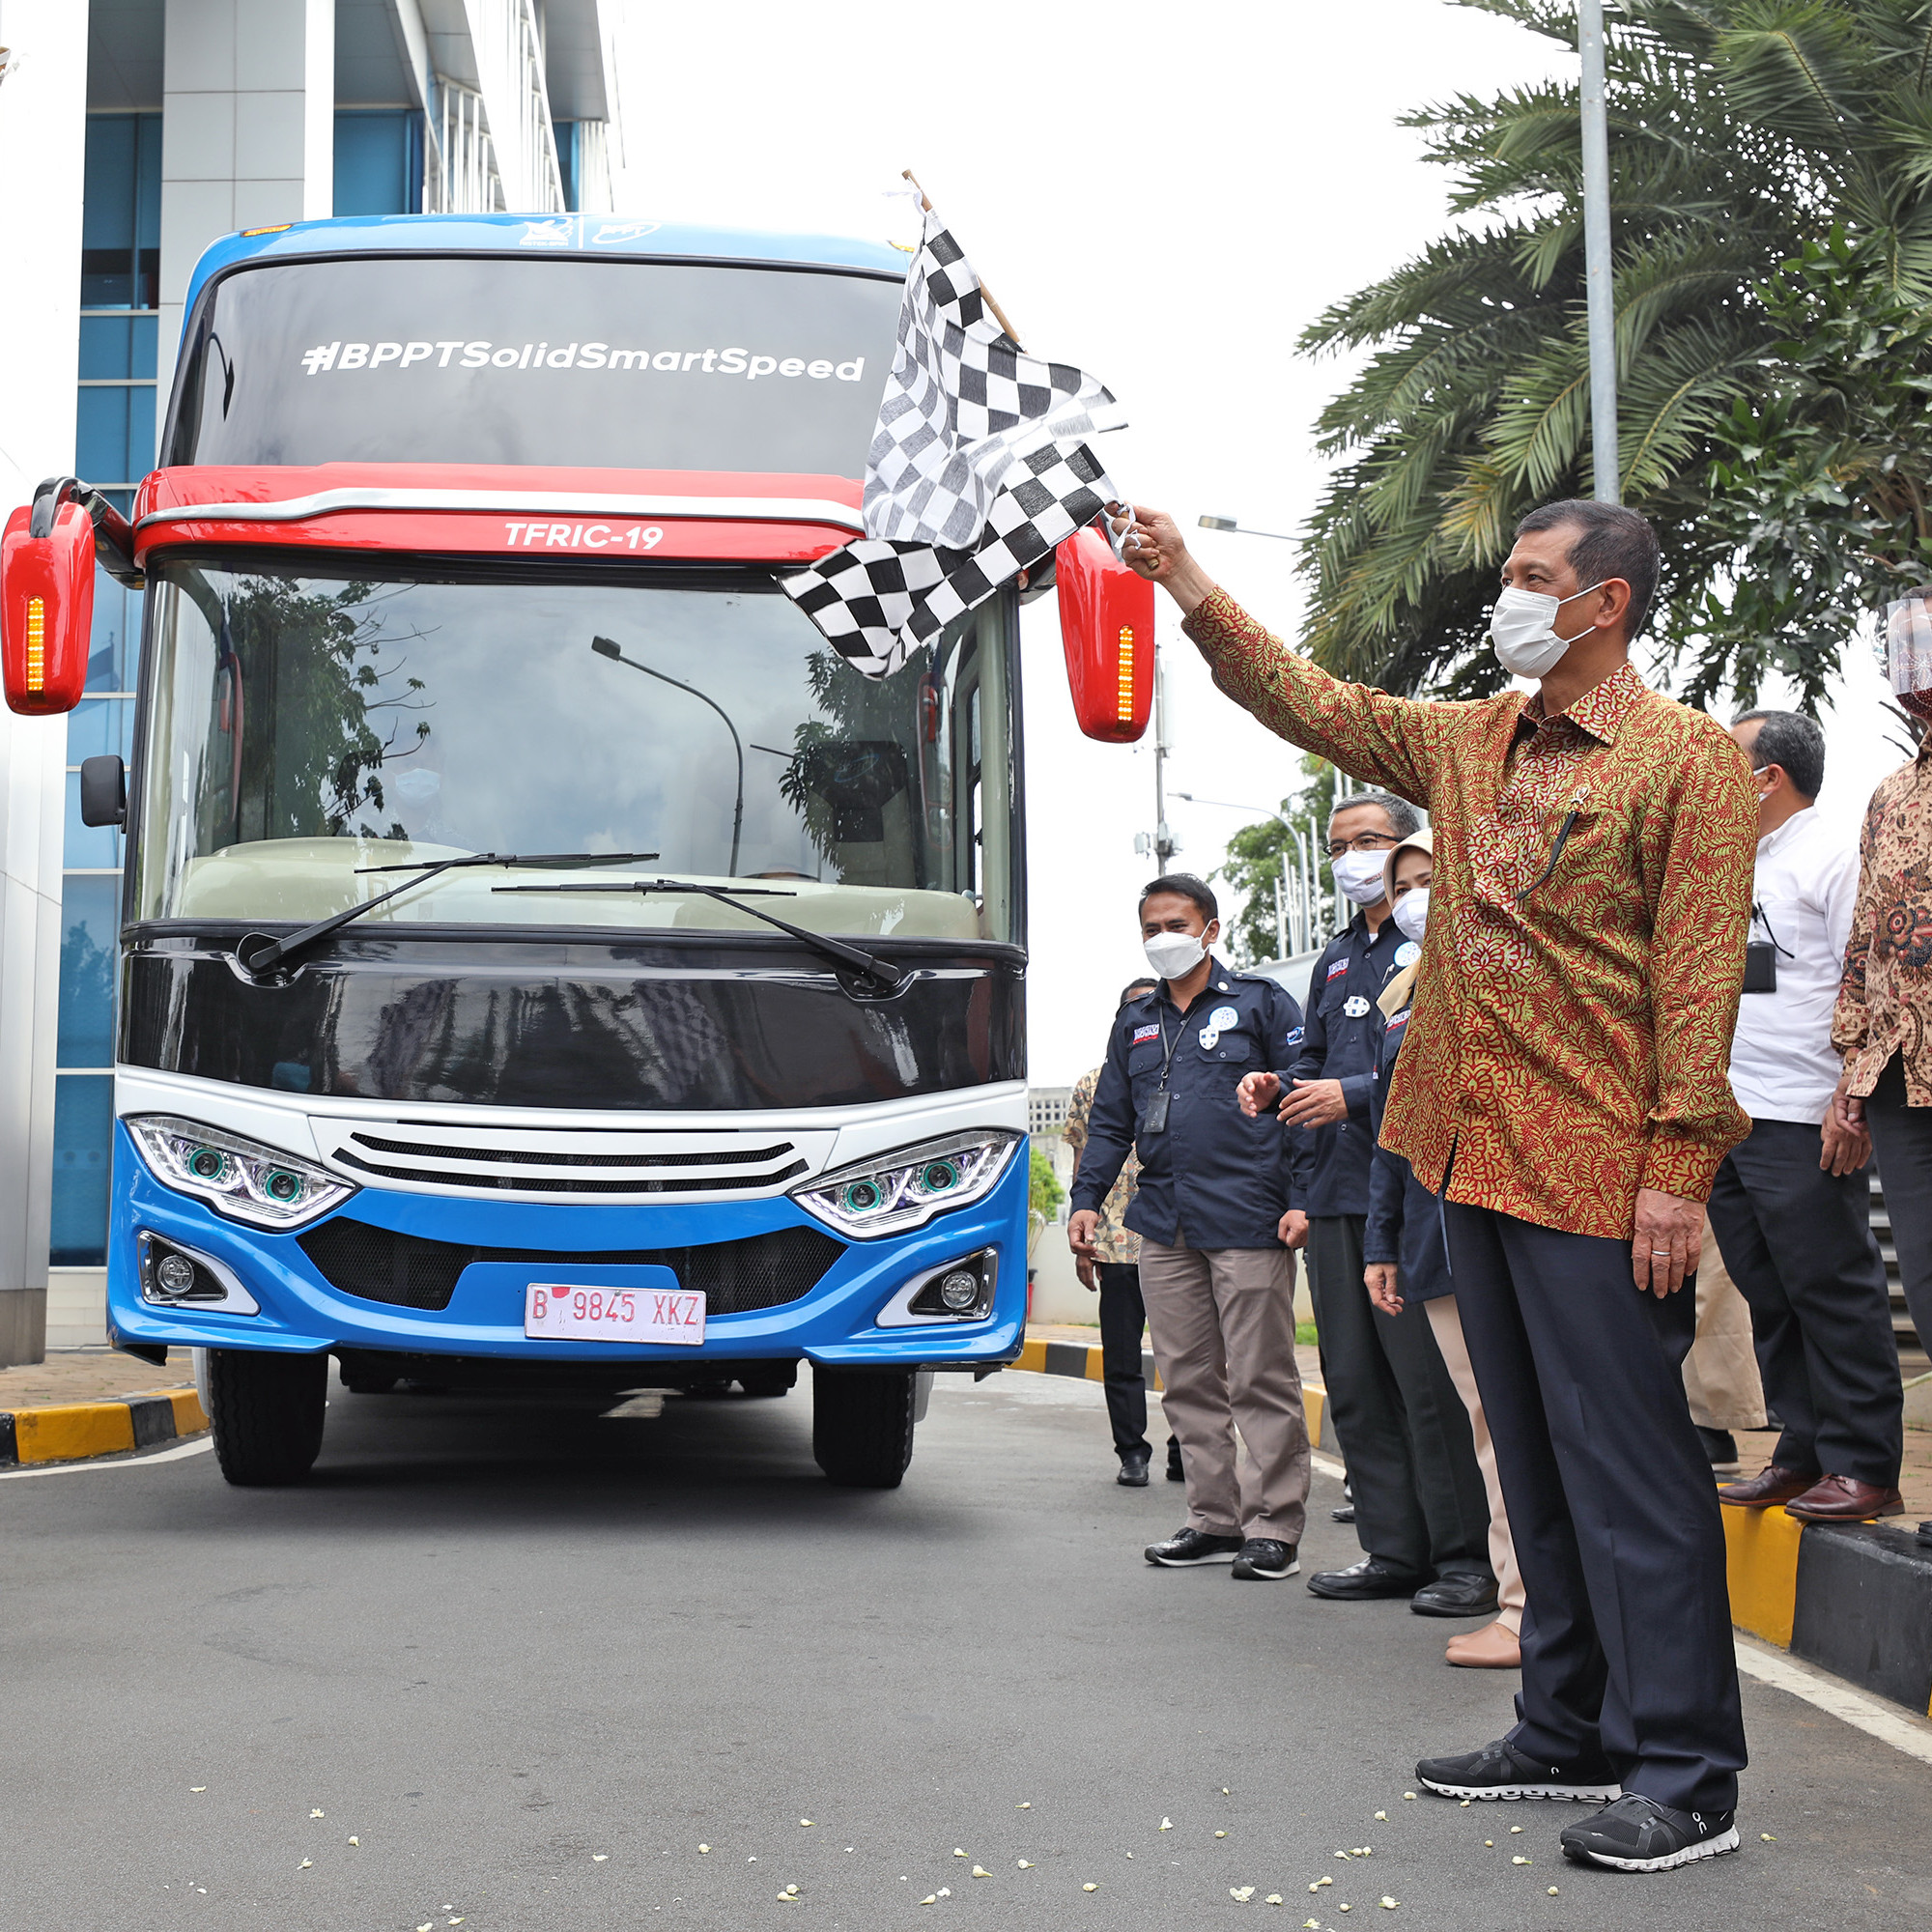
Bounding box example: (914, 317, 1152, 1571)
(1284, 1026, 1305, 1046)
(1325, 957, 1350, 980)
(1130, 1023, 1161, 1045)
(1385, 1008, 1410, 1030)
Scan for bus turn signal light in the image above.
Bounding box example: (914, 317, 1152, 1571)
(2, 496, 95, 715)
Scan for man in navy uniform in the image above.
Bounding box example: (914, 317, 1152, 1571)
(1248, 791, 1496, 1617)
(1069, 873, 1312, 1580)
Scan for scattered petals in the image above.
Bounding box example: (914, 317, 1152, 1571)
(1017, 1802, 1031, 1809)
(1512, 1856, 1531, 1865)
(972, 1866, 990, 1878)
(1379, 1897, 1398, 1910)
(1375, 1810, 1387, 1821)
(698, 1845, 710, 1854)
(919, 1895, 937, 1906)
(1215, 1830, 1228, 1838)
(348, 1837, 359, 1847)
(311, 1809, 325, 1819)
(1548, 1887, 1560, 1895)
(784, 1885, 800, 1896)
(1484, 1840, 1493, 1847)
(189, 1787, 207, 1794)
(1761, 1833, 1776, 1842)
(1223, 1788, 1232, 1796)
(1339, 1906, 1351, 1914)
(1082, 1882, 1098, 1891)
(1459, 1800, 1471, 1808)
(953, 1848, 966, 1858)
(1509, 1825, 1522, 1833)
(1232, 1886, 1256, 1901)
(937, 1888, 951, 1897)
(1402, 1793, 1415, 1802)
(593, 1854, 609, 1862)
(298, 1860, 312, 1871)
(800, 1820, 813, 1827)
(1160, 1818, 1174, 1832)
(1017, 1860, 1033, 1869)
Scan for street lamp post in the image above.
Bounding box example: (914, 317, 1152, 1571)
(1173, 789, 1329, 956)
(1579, 0, 1619, 504)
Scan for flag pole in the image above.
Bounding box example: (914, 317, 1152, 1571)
(901, 170, 1025, 347)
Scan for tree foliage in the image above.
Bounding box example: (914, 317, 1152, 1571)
(1300, 0, 1932, 704)
(1214, 756, 1348, 966)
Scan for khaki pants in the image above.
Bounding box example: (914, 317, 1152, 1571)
(1138, 1239, 1309, 1542)
(1682, 1221, 1767, 1434)
(1425, 1295, 1526, 1636)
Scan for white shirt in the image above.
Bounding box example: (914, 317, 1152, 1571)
(1727, 806, 1861, 1125)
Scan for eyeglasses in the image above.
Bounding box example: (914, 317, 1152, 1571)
(1325, 832, 1400, 860)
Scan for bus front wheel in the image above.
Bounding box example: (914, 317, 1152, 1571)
(810, 1366, 917, 1489)
(206, 1350, 328, 1487)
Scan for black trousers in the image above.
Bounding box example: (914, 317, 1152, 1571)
(1444, 1202, 1746, 1815)
(1707, 1119, 1902, 1487)
(1866, 1054, 1932, 1362)
(1306, 1214, 1492, 1580)
(1096, 1262, 1169, 1463)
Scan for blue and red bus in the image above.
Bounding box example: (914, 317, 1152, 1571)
(1, 211, 1151, 1488)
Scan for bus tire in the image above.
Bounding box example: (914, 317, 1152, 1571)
(810, 1366, 916, 1488)
(206, 1350, 328, 1487)
(737, 1362, 797, 1399)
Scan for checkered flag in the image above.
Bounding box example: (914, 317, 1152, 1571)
(784, 204, 1126, 677)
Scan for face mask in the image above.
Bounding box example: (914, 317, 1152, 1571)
(1486, 582, 1606, 678)
(1391, 889, 1429, 944)
(1144, 929, 1207, 980)
(1332, 849, 1391, 906)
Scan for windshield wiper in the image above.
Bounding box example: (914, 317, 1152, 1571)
(237, 851, 661, 977)
(491, 878, 911, 996)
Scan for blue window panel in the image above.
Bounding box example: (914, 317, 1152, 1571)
(82, 114, 162, 308)
(68, 696, 134, 763)
(556, 122, 580, 211)
(58, 874, 122, 1068)
(64, 771, 123, 868)
(51, 1075, 114, 1266)
(77, 384, 143, 486)
(333, 110, 423, 216)
(87, 574, 140, 692)
(80, 314, 134, 378)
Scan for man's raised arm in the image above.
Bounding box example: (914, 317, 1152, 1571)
(1110, 504, 1452, 806)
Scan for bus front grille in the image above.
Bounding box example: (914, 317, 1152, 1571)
(297, 1219, 847, 1316)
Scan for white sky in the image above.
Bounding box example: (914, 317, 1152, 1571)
(611, 0, 1908, 1087)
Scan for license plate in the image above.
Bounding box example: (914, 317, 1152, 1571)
(524, 1281, 706, 1345)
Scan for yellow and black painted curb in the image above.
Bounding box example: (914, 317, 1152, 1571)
(0, 1388, 208, 1468)
(1009, 1335, 1932, 1719)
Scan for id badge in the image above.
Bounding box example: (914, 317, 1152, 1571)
(1141, 1089, 1171, 1134)
(1742, 941, 1777, 993)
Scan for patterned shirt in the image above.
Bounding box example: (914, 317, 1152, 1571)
(1833, 738, 1932, 1104)
(1180, 588, 1757, 1240)
(1064, 1065, 1142, 1263)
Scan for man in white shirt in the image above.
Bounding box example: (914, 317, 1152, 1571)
(1711, 710, 1905, 1523)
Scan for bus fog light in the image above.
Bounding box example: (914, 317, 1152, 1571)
(155, 1253, 197, 1296)
(936, 1270, 980, 1312)
(903, 1250, 997, 1321)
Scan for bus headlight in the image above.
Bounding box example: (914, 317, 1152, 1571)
(790, 1130, 1021, 1239)
(126, 1115, 356, 1229)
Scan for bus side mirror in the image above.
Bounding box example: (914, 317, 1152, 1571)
(1055, 526, 1153, 743)
(2, 494, 96, 715)
(79, 754, 127, 828)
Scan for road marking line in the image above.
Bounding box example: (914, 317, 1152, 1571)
(1311, 1450, 1346, 1481)
(0, 1436, 213, 1481)
(1734, 1632, 1932, 1765)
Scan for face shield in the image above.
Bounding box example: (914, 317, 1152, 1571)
(1885, 590, 1932, 722)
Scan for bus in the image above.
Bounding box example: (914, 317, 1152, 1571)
(2, 212, 1151, 1490)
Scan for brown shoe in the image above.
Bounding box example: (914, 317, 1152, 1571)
(1783, 1474, 1906, 1522)
(1717, 1463, 1817, 1508)
(1444, 1619, 1521, 1669)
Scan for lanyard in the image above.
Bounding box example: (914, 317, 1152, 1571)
(1141, 1001, 1188, 1135)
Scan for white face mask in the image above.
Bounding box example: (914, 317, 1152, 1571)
(1332, 849, 1391, 907)
(1391, 889, 1429, 944)
(1143, 928, 1208, 980)
(1486, 581, 1606, 678)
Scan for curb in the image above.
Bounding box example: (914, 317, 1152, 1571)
(1009, 1337, 1932, 1719)
(1009, 1336, 1335, 1452)
(0, 1389, 208, 1468)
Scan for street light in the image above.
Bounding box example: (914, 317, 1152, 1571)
(1172, 789, 1326, 956)
(1579, 0, 1619, 504)
(1198, 514, 1293, 542)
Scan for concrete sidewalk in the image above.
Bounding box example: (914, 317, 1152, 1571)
(0, 1347, 205, 1468)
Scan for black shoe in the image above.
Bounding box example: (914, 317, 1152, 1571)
(1144, 1526, 1244, 1567)
(1307, 1557, 1431, 1601)
(1231, 1538, 1299, 1580)
(1559, 1795, 1739, 1871)
(1330, 1503, 1356, 1523)
(1117, 1452, 1151, 1488)
(1166, 1441, 1184, 1482)
(1696, 1426, 1740, 1467)
(1410, 1572, 1500, 1619)
(1416, 1737, 1619, 1804)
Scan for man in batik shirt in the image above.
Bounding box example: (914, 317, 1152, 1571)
(1110, 497, 1756, 1877)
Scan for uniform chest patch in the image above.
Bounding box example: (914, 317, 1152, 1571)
(1343, 995, 1372, 1018)
(1208, 1005, 1239, 1032)
(1394, 941, 1420, 967)
(1326, 958, 1350, 980)
(1131, 1023, 1161, 1045)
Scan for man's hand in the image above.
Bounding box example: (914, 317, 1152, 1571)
(1364, 1263, 1403, 1317)
(1278, 1208, 1311, 1250)
(1820, 1106, 1873, 1177)
(1632, 1186, 1703, 1298)
(1832, 1068, 1866, 1131)
(1277, 1077, 1349, 1129)
(1237, 1069, 1282, 1118)
(1067, 1209, 1100, 1261)
(1076, 1255, 1097, 1292)
(1106, 503, 1216, 613)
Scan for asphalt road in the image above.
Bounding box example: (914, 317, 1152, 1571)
(4, 1368, 1928, 1932)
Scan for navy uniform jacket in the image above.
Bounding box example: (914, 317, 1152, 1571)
(1274, 912, 1407, 1218)
(1070, 959, 1306, 1250)
(1363, 988, 1453, 1302)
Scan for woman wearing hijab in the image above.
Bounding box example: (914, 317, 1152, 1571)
(1362, 828, 1525, 1670)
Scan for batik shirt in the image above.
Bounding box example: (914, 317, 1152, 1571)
(1064, 1065, 1141, 1264)
(1833, 737, 1932, 1104)
(1180, 589, 1757, 1240)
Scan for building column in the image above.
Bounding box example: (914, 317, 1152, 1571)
(157, 0, 333, 404)
(0, 0, 91, 1365)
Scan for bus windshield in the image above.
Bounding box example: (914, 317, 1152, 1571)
(133, 557, 1017, 944)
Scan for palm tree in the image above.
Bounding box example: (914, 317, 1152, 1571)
(1300, 0, 1932, 706)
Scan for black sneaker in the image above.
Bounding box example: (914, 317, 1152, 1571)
(1559, 1795, 1739, 1871)
(1144, 1526, 1244, 1567)
(1231, 1538, 1298, 1580)
(1117, 1451, 1151, 1488)
(1416, 1737, 1620, 1803)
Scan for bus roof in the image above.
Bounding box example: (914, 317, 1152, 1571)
(184, 213, 911, 316)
